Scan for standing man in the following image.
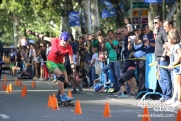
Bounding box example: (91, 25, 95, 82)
(0, 41, 3, 80)
(102, 30, 120, 92)
(27, 30, 74, 102)
(154, 16, 173, 102)
(65, 33, 80, 90)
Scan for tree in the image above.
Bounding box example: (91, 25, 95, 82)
(91, 0, 99, 33)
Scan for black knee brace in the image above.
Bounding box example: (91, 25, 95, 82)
(57, 74, 65, 82)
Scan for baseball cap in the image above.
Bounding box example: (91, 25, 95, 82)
(59, 32, 70, 41)
(133, 25, 141, 31)
(10, 45, 15, 49)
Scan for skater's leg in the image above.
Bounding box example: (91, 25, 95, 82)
(53, 68, 65, 95)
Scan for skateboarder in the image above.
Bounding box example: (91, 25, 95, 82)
(27, 30, 75, 102)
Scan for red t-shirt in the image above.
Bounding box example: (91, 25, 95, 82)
(47, 38, 73, 64)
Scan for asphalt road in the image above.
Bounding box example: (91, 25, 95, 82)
(0, 74, 178, 121)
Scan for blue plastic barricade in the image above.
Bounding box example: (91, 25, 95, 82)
(136, 53, 162, 100)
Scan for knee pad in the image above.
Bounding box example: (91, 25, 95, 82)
(57, 74, 65, 82)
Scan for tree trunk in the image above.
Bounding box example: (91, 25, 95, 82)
(90, 0, 99, 33)
(13, 14, 20, 47)
(148, 4, 162, 30)
(82, 0, 91, 34)
(61, 0, 73, 32)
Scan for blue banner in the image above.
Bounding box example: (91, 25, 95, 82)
(144, 0, 176, 3)
(68, 12, 80, 27)
(101, 0, 116, 18)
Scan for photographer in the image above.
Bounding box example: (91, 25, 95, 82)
(127, 25, 149, 92)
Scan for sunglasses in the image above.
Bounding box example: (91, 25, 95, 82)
(116, 33, 121, 35)
(153, 22, 158, 24)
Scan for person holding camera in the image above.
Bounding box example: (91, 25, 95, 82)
(127, 25, 149, 92)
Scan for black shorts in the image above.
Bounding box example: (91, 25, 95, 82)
(118, 70, 135, 86)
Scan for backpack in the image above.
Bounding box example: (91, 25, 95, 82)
(94, 84, 103, 92)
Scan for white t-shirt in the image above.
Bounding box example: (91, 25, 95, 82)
(126, 24, 133, 32)
(91, 53, 98, 67)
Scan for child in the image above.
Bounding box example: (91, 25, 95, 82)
(124, 17, 133, 32)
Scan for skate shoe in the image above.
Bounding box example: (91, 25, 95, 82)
(61, 94, 73, 102)
(71, 89, 77, 93)
(77, 89, 82, 93)
(56, 94, 62, 101)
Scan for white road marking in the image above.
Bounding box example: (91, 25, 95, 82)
(0, 114, 10, 119)
(86, 93, 95, 95)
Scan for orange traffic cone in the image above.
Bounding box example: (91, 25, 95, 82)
(52, 94, 59, 110)
(4, 76, 7, 82)
(14, 79, 18, 86)
(142, 106, 150, 121)
(6, 84, 10, 93)
(103, 102, 111, 118)
(68, 90, 72, 98)
(47, 95, 53, 108)
(32, 80, 36, 88)
(74, 100, 82, 114)
(24, 85, 27, 94)
(176, 110, 181, 121)
(21, 86, 27, 97)
(1, 82, 6, 91)
(9, 83, 13, 92)
(19, 80, 22, 86)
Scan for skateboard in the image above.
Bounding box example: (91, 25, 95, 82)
(58, 100, 74, 107)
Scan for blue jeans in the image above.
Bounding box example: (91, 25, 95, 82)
(102, 62, 120, 90)
(91, 67, 98, 82)
(158, 60, 172, 100)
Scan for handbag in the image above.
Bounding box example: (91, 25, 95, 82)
(95, 62, 102, 74)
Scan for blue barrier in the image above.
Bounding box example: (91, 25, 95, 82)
(136, 53, 162, 100)
(97, 58, 114, 89)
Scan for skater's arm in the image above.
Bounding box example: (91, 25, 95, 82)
(26, 30, 51, 42)
(69, 55, 76, 74)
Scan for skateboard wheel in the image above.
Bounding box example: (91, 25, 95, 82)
(64, 103, 68, 107)
(70, 103, 74, 107)
(58, 102, 60, 106)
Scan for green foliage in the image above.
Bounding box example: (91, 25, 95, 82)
(0, 0, 132, 46)
(0, 0, 66, 46)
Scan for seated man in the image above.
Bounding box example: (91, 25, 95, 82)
(21, 62, 33, 79)
(71, 68, 86, 93)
